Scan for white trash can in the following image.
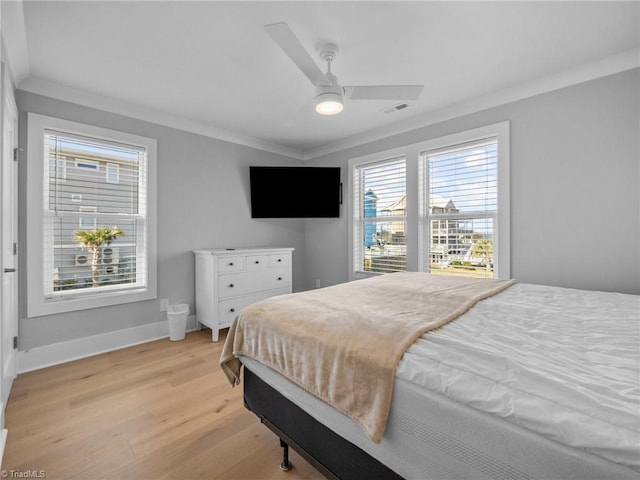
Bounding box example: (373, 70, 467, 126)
(167, 303, 189, 341)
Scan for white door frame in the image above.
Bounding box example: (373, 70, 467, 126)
(1, 61, 18, 431)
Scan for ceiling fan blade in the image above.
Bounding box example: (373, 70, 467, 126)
(344, 85, 424, 100)
(265, 22, 328, 87)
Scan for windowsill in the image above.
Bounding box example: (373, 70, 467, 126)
(28, 287, 156, 318)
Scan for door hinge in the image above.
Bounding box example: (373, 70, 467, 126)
(13, 242, 17, 255)
(13, 336, 17, 349)
(13, 147, 18, 162)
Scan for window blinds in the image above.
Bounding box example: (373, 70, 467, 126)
(44, 130, 147, 297)
(353, 157, 407, 274)
(423, 138, 497, 278)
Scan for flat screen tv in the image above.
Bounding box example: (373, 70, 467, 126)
(250, 166, 341, 218)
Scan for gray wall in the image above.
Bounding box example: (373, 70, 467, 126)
(304, 69, 640, 295)
(16, 69, 640, 350)
(17, 91, 305, 349)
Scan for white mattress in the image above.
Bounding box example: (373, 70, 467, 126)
(238, 282, 640, 479)
(396, 282, 640, 470)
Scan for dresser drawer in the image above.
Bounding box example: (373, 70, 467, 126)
(245, 255, 269, 270)
(218, 256, 244, 273)
(254, 268, 291, 290)
(218, 272, 254, 298)
(269, 253, 290, 267)
(218, 297, 253, 327)
(218, 288, 291, 328)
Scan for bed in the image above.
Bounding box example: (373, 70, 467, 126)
(220, 272, 639, 480)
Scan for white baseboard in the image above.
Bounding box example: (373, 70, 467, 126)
(18, 315, 199, 374)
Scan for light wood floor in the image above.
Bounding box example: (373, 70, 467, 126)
(2, 329, 325, 480)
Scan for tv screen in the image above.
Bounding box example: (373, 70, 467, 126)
(250, 166, 341, 218)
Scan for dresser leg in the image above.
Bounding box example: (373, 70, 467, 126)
(212, 329, 219, 342)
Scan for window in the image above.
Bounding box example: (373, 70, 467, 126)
(351, 156, 407, 275)
(27, 113, 157, 316)
(78, 206, 98, 229)
(106, 163, 120, 183)
(349, 122, 509, 280)
(422, 138, 498, 278)
(75, 160, 99, 170)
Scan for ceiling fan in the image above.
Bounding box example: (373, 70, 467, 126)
(265, 22, 424, 115)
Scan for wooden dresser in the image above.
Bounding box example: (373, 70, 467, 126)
(194, 247, 294, 341)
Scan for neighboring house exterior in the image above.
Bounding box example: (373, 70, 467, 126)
(376, 194, 481, 266)
(48, 145, 139, 291)
(379, 195, 407, 246)
(428, 196, 475, 265)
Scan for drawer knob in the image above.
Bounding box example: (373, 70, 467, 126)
(254, 260, 260, 264)
(228, 262, 234, 266)
(230, 308, 235, 313)
(277, 259, 282, 262)
(277, 277, 282, 281)
(229, 283, 234, 288)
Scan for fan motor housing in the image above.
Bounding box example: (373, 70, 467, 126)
(315, 83, 344, 98)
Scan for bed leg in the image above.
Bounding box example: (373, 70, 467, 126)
(279, 439, 292, 471)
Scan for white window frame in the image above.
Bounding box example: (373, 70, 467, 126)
(350, 155, 407, 278)
(78, 205, 98, 229)
(27, 113, 158, 317)
(349, 122, 510, 281)
(348, 146, 416, 281)
(418, 123, 510, 279)
(106, 163, 120, 183)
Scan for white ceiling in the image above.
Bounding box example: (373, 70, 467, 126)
(4, 1, 639, 159)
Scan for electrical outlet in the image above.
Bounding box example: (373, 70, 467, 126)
(315, 279, 321, 289)
(160, 298, 169, 311)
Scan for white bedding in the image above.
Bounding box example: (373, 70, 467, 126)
(396, 282, 640, 470)
(239, 282, 640, 479)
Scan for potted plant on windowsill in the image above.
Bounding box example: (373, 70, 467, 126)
(74, 226, 124, 288)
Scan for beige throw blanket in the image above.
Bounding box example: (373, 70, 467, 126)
(220, 272, 515, 443)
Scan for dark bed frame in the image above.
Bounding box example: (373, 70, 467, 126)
(243, 367, 404, 480)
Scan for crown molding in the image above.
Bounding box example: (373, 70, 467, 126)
(15, 48, 639, 163)
(302, 48, 640, 160)
(17, 76, 305, 160)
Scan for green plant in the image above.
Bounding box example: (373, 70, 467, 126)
(73, 226, 124, 288)
(471, 239, 494, 271)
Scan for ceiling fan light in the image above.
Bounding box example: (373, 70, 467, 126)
(314, 92, 344, 115)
